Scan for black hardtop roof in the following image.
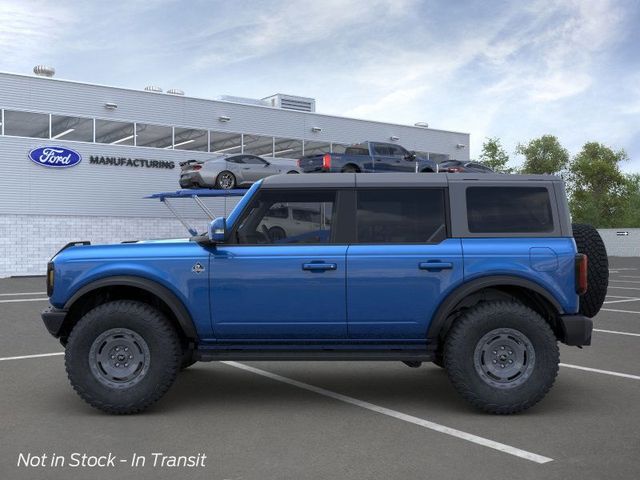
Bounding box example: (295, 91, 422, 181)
(261, 172, 562, 189)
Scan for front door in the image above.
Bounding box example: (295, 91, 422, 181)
(241, 155, 279, 183)
(346, 188, 463, 339)
(210, 188, 348, 339)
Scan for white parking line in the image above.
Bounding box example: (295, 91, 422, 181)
(560, 363, 640, 380)
(0, 297, 49, 304)
(610, 280, 640, 284)
(0, 352, 63, 362)
(0, 292, 47, 296)
(615, 275, 640, 279)
(601, 308, 640, 314)
(606, 286, 640, 292)
(609, 268, 637, 271)
(222, 361, 553, 464)
(603, 297, 640, 304)
(593, 328, 640, 338)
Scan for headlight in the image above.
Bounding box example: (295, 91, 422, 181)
(46, 262, 54, 297)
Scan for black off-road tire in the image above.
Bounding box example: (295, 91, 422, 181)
(444, 301, 559, 414)
(65, 300, 182, 414)
(572, 223, 608, 318)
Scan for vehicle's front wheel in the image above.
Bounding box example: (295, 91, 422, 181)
(444, 301, 559, 414)
(215, 171, 236, 189)
(65, 300, 182, 414)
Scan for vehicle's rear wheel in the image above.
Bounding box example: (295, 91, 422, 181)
(444, 301, 559, 414)
(572, 223, 608, 318)
(341, 165, 358, 173)
(65, 300, 182, 414)
(215, 171, 236, 190)
(268, 226, 287, 242)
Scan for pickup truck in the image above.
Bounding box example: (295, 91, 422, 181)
(297, 141, 438, 173)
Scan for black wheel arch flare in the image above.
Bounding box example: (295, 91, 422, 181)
(426, 275, 564, 344)
(64, 275, 198, 340)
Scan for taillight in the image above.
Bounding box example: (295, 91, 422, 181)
(192, 165, 202, 171)
(46, 262, 54, 297)
(297, 158, 301, 167)
(322, 153, 331, 170)
(575, 254, 588, 295)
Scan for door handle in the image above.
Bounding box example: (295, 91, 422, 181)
(419, 261, 453, 271)
(302, 262, 337, 271)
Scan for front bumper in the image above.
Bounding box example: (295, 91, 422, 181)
(42, 306, 68, 338)
(559, 314, 593, 346)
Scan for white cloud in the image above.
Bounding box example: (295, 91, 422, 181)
(0, 0, 74, 66)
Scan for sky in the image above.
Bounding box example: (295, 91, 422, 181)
(1, 0, 639, 171)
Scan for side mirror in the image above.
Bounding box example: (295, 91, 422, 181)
(208, 217, 227, 243)
(405, 151, 416, 160)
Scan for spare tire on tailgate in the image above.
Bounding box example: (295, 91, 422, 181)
(572, 223, 608, 318)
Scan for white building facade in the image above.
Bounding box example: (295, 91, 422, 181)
(0, 71, 470, 277)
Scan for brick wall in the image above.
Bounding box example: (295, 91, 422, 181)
(0, 214, 212, 277)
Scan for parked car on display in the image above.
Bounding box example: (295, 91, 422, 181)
(297, 141, 438, 173)
(438, 159, 494, 173)
(42, 172, 609, 415)
(179, 154, 300, 189)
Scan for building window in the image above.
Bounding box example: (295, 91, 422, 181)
(95, 119, 135, 145)
(303, 140, 331, 156)
(466, 187, 553, 233)
(51, 115, 93, 142)
(173, 127, 208, 151)
(356, 189, 447, 244)
(243, 134, 274, 156)
(210, 131, 243, 154)
(135, 123, 172, 148)
(4, 110, 49, 138)
(273, 137, 303, 159)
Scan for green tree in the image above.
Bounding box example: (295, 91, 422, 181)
(478, 137, 513, 173)
(620, 174, 640, 227)
(516, 135, 569, 175)
(568, 142, 630, 227)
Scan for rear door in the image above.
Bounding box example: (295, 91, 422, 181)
(371, 143, 396, 172)
(210, 188, 349, 339)
(346, 187, 463, 339)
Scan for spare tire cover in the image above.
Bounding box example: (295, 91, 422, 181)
(572, 223, 609, 318)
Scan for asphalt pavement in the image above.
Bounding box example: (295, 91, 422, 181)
(1, 258, 639, 480)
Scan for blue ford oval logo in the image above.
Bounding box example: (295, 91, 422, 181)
(28, 146, 82, 168)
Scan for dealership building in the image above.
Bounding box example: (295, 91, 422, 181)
(0, 68, 470, 277)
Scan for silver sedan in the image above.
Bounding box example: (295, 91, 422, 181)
(179, 154, 300, 189)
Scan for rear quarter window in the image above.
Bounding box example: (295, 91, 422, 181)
(466, 186, 554, 233)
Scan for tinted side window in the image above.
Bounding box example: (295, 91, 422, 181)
(373, 145, 392, 156)
(227, 156, 244, 164)
(243, 155, 267, 165)
(345, 147, 369, 156)
(466, 187, 553, 233)
(356, 189, 447, 244)
(236, 190, 335, 244)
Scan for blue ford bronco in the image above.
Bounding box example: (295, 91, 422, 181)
(42, 173, 608, 414)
